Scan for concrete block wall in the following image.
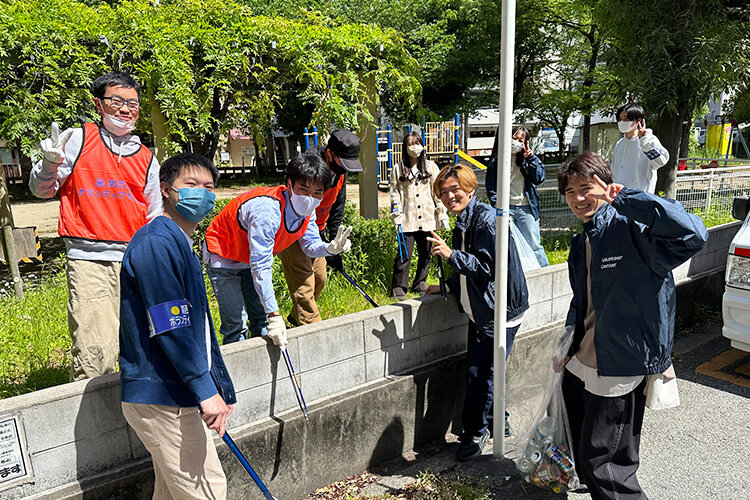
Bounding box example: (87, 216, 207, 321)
(0, 221, 737, 498)
(0, 297, 471, 499)
(673, 221, 740, 283)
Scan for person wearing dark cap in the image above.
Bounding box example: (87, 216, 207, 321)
(279, 129, 363, 325)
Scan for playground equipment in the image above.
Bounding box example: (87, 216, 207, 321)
(376, 114, 491, 186)
(303, 126, 319, 149)
(304, 116, 487, 187)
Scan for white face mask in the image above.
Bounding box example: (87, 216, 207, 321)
(406, 144, 424, 158)
(511, 139, 524, 154)
(618, 121, 633, 134)
(102, 111, 136, 136)
(288, 186, 321, 217)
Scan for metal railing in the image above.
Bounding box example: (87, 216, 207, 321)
(674, 166, 750, 217)
(678, 157, 750, 170)
(496, 163, 750, 237)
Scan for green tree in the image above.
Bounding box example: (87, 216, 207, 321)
(594, 0, 750, 196)
(538, 0, 616, 152)
(0, 0, 108, 182)
(0, 0, 421, 167)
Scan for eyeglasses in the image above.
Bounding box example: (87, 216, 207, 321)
(101, 96, 140, 111)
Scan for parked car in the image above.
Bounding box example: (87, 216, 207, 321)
(722, 196, 750, 352)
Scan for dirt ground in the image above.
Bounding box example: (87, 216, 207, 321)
(9, 183, 391, 239)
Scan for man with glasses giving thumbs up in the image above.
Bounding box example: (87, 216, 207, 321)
(29, 71, 162, 381)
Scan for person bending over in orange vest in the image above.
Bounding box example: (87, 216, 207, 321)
(203, 154, 353, 346)
(29, 71, 162, 381)
(279, 130, 363, 326)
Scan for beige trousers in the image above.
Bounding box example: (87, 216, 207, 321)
(278, 240, 327, 324)
(66, 258, 121, 381)
(122, 403, 227, 500)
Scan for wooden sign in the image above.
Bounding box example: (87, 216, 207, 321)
(0, 227, 41, 264)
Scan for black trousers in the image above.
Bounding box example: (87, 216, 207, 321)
(562, 370, 648, 500)
(461, 321, 520, 441)
(391, 230, 432, 293)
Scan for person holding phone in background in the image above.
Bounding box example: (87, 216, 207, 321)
(485, 126, 548, 268)
(611, 103, 670, 194)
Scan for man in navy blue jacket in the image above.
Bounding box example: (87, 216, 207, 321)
(120, 153, 236, 500)
(557, 152, 706, 499)
(427, 164, 529, 461)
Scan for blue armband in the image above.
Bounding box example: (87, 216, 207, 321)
(147, 299, 191, 337)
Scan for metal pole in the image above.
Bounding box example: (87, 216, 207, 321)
(222, 432, 278, 500)
(493, 0, 516, 459)
(376, 128, 381, 185)
(454, 113, 460, 164)
(304, 127, 310, 150)
(336, 267, 379, 308)
(313, 126, 318, 146)
(387, 125, 393, 184)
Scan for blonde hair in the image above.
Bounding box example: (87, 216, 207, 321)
(433, 163, 477, 198)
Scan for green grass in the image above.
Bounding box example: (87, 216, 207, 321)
(0, 260, 70, 398)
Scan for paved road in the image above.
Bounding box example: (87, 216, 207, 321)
(319, 325, 749, 500)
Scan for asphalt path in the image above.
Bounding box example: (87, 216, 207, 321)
(332, 325, 749, 500)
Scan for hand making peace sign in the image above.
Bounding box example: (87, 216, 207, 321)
(523, 139, 534, 158)
(590, 175, 624, 205)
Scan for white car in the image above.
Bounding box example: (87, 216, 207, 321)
(722, 196, 750, 352)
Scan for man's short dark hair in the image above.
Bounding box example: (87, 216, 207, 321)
(160, 153, 219, 187)
(557, 152, 613, 194)
(91, 72, 141, 100)
(288, 153, 333, 187)
(616, 102, 645, 122)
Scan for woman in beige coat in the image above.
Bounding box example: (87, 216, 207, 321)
(389, 131, 450, 298)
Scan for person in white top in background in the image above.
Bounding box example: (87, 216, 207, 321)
(610, 103, 670, 193)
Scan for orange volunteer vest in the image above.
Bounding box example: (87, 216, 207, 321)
(315, 173, 345, 231)
(205, 185, 310, 264)
(58, 122, 153, 243)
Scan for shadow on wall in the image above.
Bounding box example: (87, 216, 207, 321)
(74, 378, 153, 500)
(368, 301, 464, 468)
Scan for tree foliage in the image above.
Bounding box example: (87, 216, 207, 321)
(0, 0, 421, 159)
(0, 0, 108, 154)
(593, 0, 750, 194)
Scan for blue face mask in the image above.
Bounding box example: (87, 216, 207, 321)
(169, 185, 216, 222)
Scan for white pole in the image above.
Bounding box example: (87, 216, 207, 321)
(493, 0, 516, 459)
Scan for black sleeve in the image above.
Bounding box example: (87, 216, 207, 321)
(325, 173, 348, 241)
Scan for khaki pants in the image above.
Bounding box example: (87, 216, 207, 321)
(278, 240, 327, 324)
(122, 403, 227, 500)
(66, 258, 121, 381)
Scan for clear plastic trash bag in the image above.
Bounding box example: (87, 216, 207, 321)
(509, 219, 541, 273)
(505, 326, 580, 493)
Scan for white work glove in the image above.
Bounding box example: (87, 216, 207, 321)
(390, 211, 403, 226)
(438, 217, 450, 231)
(326, 225, 353, 255)
(39, 122, 74, 164)
(266, 315, 287, 347)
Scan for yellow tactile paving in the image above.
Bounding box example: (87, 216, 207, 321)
(695, 349, 750, 389)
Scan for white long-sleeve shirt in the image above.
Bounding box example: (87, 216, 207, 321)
(29, 124, 162, 261)
(203, 191, 330, 313)
(610, 130, 669, 194)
